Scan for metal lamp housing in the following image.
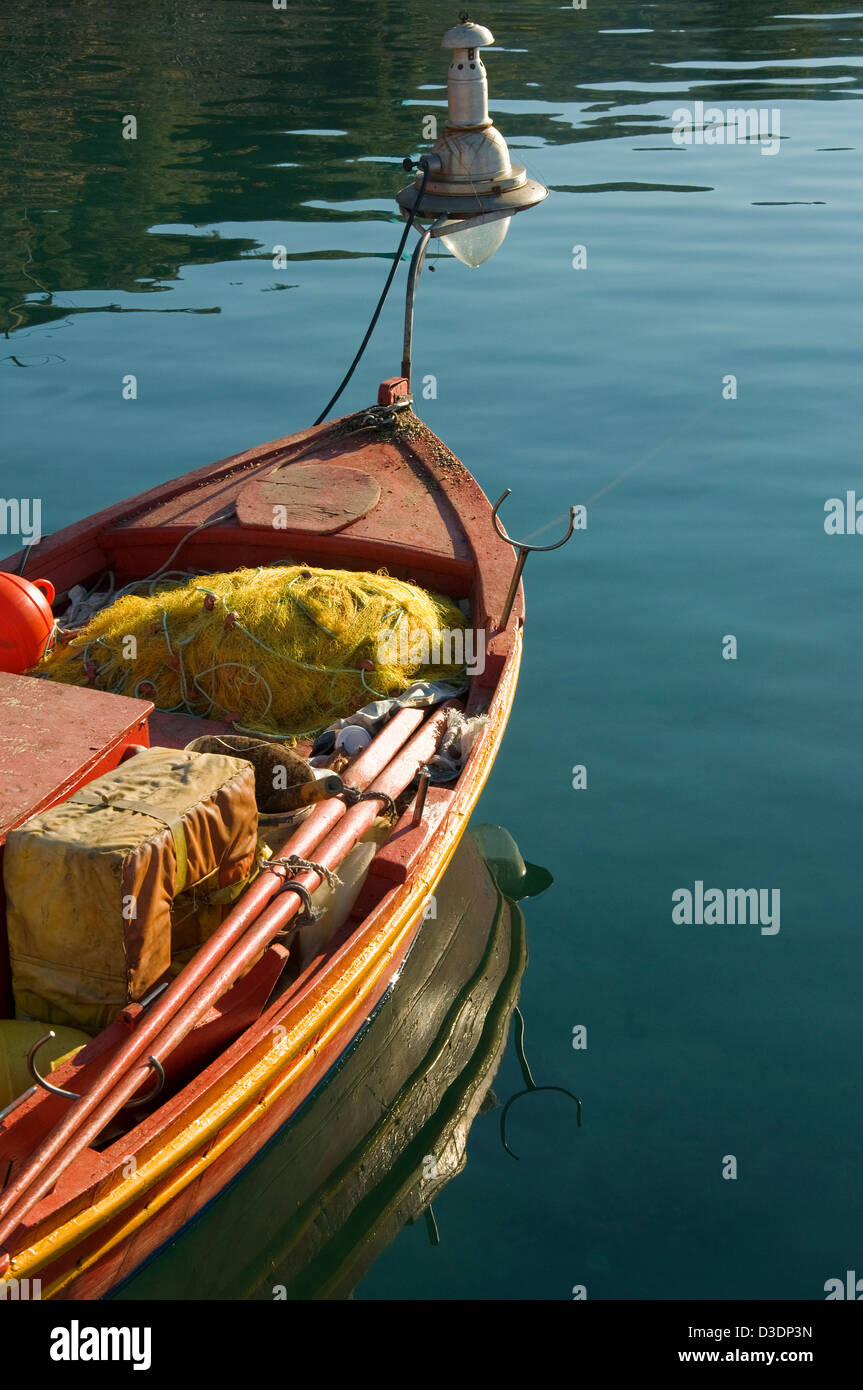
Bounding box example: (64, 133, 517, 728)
(397, 20, 548, 229)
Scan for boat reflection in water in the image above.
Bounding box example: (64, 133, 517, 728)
(112, 825, 551, 1301)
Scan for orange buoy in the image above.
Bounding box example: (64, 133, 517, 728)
(0, 573, 56, 674)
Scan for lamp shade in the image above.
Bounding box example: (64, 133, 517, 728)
(440, 216, 511, 267)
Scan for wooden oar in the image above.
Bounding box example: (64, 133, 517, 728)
(0, 705, 429, 1255)
(0, 704, 448, 1260)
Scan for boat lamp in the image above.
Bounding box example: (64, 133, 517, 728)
(395, 16, 549, 385)
(396, 16, 548, 268)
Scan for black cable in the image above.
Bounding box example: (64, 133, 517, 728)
(313, 162, 429, 426)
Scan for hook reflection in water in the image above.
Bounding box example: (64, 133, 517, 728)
(499, 1007, 583, 1162)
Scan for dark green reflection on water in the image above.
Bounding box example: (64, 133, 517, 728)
(1, 0, 856, 334)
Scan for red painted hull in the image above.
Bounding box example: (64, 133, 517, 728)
(0, 403, 523, 1297)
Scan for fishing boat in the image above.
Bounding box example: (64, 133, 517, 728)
(0, 18, 572, 1300)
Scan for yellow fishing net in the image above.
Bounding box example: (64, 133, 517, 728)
(35, 564, 467, 738)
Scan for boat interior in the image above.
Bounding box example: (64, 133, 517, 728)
(0, 402, 519, 1169)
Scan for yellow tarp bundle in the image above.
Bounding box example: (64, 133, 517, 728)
(3, 747, 259, 1033)
(35, 564, 468, 738)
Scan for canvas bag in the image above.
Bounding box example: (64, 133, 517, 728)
(3, 747, 258, 1032)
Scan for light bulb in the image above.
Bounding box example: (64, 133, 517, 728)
(440, 216, 511, 268)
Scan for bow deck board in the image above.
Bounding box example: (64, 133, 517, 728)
(236, 462, 382, 534)
(104, 431, 475, 592)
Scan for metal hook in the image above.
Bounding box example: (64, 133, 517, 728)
(26, 1032, 84, 1101)
(491, 489, 577, 629)
(123, 1055, 166, 1109)
(27, 1032, 165, 1110)
(499, 1008, 582, 1161)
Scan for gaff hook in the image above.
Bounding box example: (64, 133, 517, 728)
(499, 1008, 582, 1161)
(26, 1030, 165, 1109)
(491, 490, 577, 630)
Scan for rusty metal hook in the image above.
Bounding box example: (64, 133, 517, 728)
(499, 1008, 582, 1161)
(490, 490, 577, 629)
(27, 1031, 165, 1109)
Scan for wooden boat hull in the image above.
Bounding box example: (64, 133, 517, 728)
(0, 401, 524, 1298)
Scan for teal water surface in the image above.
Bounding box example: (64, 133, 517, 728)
(1, 0, 862, 1300)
